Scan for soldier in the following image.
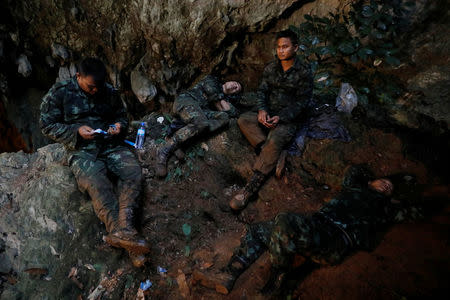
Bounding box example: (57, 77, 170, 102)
(195, 165, 424, 295)
(155, 75, 242, 178)
(230, 29, 314, 211)
(40, 58, 150, 267)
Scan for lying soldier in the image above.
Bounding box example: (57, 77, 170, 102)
(194, 165, 424, 294)
(155, 75, 241, 177)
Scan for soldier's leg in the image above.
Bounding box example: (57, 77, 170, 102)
(253, 124, 297, 175)
(226, 221, 274, 274)
(194, 220, 275, 295)
(237, 112, 267, 149)
(104, 148, 150, 259)
(156, 103, 209, 177)
(268, 212, 316, 269)
(106, 148, 142, 233)
(204, 110, 230, 132)
(69, 156, 119, 233)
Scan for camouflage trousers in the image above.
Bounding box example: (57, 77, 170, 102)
(69, 146, 142, 233)
(229, 212, 351, 272)
(172, 97, 235, 144)
(237, 112, 297, 175)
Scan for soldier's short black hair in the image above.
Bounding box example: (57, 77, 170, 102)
(77, 57, 107, 83)
(276, 29, 298, 46)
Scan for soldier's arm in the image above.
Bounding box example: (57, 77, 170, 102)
(39, 89, 81, 150)
(277, 64, 313, 123)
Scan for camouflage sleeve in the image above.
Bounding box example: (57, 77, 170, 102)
(39, 88, 80, 150)
(199, 75, 225, 104)
(255, 68, 270, 112)
(342, 164, 375, 190)
(277, 64, 313, 123)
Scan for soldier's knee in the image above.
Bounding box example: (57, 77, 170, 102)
(237, 114, 253, 129)
(192, 120, 209, 132)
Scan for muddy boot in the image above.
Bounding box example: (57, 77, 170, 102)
(105, 207, 150, 254)
(155, 140, 177, 178)
(230, 171, 265, 211)
(260, 267, 286, 295)
(193, 269, 237, 295)
(128, 251, 147, 268)
(104, 230, 150, 254)
(275, 150, 287, 179)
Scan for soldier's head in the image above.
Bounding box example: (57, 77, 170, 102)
(76, 57, 107, 95)
(276, 29, 299, 61)
(222, 81, 242, 95)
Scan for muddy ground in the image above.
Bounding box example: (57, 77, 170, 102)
(104, 117, 449, 300)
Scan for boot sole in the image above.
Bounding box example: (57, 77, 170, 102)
(192, 270, 232, 295)
(275, 150, 287, 179)
(104, 235, 150, 254)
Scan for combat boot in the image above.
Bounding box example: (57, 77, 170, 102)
(230, 171, 265, 211)
(192, 270, 237, 295)
(155, 140, 177, 178)
(105, 206, 150, 254)
(275, 150, 287, 179)
(104, 230, 150, 254)
(128, 251, 147, 268)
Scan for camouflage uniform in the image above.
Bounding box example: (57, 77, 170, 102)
(238, 56, 313, 175)
(40, 77, 142, 233)
(171, 75, 238, 144)
(226, 166, 422, 274)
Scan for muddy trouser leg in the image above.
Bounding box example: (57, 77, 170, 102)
(106, 148, 142, 233)
(253, 123, 297, 175)
(269, 212, 349, 269)
(204, 110, 230, 132)
(268, 212, 316, 270)
(225, 220, 275, 277)
(172, 104, 210, 145)
(237, 112, 267, 148)
(70, 156, 119, 233)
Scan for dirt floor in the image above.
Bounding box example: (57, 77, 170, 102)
(121, 141, 450, 300)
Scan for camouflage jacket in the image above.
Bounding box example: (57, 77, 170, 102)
(318, 165, 422, 250)
(40, 77, 128, 158)
(173, 75, 239, 116)
(174, 75, 225, 110)
(256, 56, 313, 123)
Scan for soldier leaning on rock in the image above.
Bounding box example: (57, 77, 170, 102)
(230, 29, 314, 211)
(155, 75, 242, 178)
(194, 165, 424, 295)
(40, 57, 149, 267)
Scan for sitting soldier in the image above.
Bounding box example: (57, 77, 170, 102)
(155, 75, 241, 177)
(194, 165, 424, 294)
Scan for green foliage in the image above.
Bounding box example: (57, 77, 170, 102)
(290, 0, 414, 104)
(166, 145, 204, 182)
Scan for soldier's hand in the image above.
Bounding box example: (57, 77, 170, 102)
(78, 125, 95, 140)
(266, 115, 280, 128)
(369, 179, 394, 196)
(107, 123, 121, 135)
(258, 110, 270, 127)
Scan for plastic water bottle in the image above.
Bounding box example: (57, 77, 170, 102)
(135, 122, 146, 149)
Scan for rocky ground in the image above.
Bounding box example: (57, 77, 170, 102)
(0, 114, 448, 299)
